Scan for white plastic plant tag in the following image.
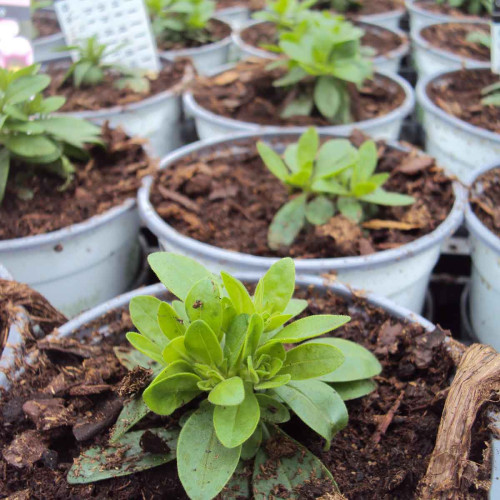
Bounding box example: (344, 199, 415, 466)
(54, 0, 160, 72)
(493, 1, 500, 74)
(0, 1, 30, 21)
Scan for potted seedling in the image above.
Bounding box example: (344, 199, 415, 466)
(41, 36, 193, 157)
(464, 164, 500, 351)
(0, 64, 155, 315)
(146, 0, 232, 74)
(416, 67, 500, 182)
(31, 1, 66, 63)
(233, 1, 409, 74)
(406, 0, 492, 37)
(184, 15, 414, 141)
(139, 128, 464, 312)
(412, 20, 490, 79)
(0, 253, 496, 498)
(216, 0, 262, 28)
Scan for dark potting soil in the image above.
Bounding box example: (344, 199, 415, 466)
(0, 287, 492, 499)
(470, 167, 500, 239)
(32, 10, 60, 39)
(0, 125, 155, 240)
(414, 0, 489, 18)
(156, 19, 231, 51)
(240, 21, 404, 57)
(216, 0, 263, 10)
(421, 22, 490, 62)
(150, 133, 454, 258)
(44, 59, 189, 112)
(191, 60, 406, 127)
(427, 68, 500, 134)
(316, 0, 404, 16)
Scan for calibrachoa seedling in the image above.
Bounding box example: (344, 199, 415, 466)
(257, 127, 415, 249)
(480, 80, 500, 106)
(466, 29, 491, 48)
(0, 64, 102, 203)
(435, 0, 492, 15)
(253, 0, 319, 34)
(68, 253, 382, 499)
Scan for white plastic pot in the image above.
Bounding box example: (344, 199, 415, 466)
(216, 5, 251, 28)
(406, 0, 484, 37)
(464, 164, 500, 351)
(0, 200, 141, 317)
(233, 21, 409, 74)
(159, 20, 232, 75)
(183, 66, 415, 141)
(33, 32, 66, 63)
(138, 131, 465, 313)
(412, 21, 490, 79)
(416, 68, 500, 183)
(357, 6, 406, 31)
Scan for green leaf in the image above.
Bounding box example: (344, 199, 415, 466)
(274, 380, 348, 445)
(242, 314, 264, 360)
(157, 301, 186, 340)
(222, 461, 252, 498)
(255, 374, 291, 389)
(312, 337, 381, 382)
(113, 346, 159, 371)
(162, 336, 189, 364)
(273, 65, 307, 86)
(357, 140, 378, 180)
(268, 193, 307, 250)
(154, 360, 194, 383)
(73, 60, 93, 87)
(337, 196, 363, 222)
(252, 427, 335, 499)
(3, 135, 59, 160)
(256, 394, 290, 423)
(109, 396, 150, 442)
(209, 377, 245, 406)
(306, 196, 335, 225)
(314, 76, 342, 119)
(130, 296, 169, 348)
(37, 117, 101, 147)
(221, 271, 255, 315)
(214, 383, 260, 448)
(224, 314, 249, 368)
(126, 332, 164, 365)
(38, 96, 66, 113)
(352, 181, 377, 197)
(255, 341, 286, 362)
(279, 343, 344, 380)
(280, 94, 314, 118)
(178, 405, 241, 500)
(360, 188, 415, 206)
(332, 379, 377, 401)
(297, 127, 319, 169)
(0, 148, 10, 203)
(241, 424, 262, 460)
(143, 373, 201, 415)
(67, 428, 177, 484)
(4, 74, 50, 104)
(256, 141, 289, 181)
(185, 278, 222, 335)
(184, 320, 223, 366)
(312, 178, 349, 196)
(271, 315, 350, 343)
(315, 139, 357, 179)
(148, 252, 213, 301)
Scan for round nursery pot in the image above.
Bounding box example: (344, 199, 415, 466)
(0, 276, 496, 498)
(183, 64, 415, 141)
(138, 131, 465, 312)
(412, 21, 490, 80)
(416, 68, 500, 182)
(351, 3, 406, 31)
(158, 18, 232, 75)
(464, 164, 500, 351)
(32, 10, 66, 63)
(44, 57, 194, 158)
(233, 20, 410, 74)
(406, 0, 486, 37)
(216, 4, 251, 28)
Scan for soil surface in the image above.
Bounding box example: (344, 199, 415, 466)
(470, 167, 500, 238)
(150, 133, 454, 258)
(414, 0, 489, 18)
(0, 288, 491, 499)
(32, 10, 60, 39)
(156, 19, 231, 51)
(427, 68, 500, 134)
(316, 0, 404, 16)
(421, 22, 490, 61)
(217, 0, 263, 10)
(191, 60, 406, 127)
(240, 21, 404, 57)
(0, 125, 155, 240)
(44, 59, 189, 112)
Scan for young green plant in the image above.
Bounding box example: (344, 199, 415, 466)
(253, 0, 319, 33)
(480, 80, 500, 106)
(257, 127, 415, 249)
(68, 252, 382, 499)
(0, 64, 102, 203)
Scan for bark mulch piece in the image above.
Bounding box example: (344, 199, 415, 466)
(150, 133, 454, 258)
(427, 68, 500, 134)
(0, 288, 492, 499)
(421, 22, 490, 62)
(470, 167, 500, 238)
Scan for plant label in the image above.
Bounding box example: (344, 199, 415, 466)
(54, 0, 160, 72)
(0, 0, 29, 20)
(493, 0, 500, 74)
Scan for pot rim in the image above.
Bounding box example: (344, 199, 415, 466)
(405, 0, 484, 23)
(233, 19, 410, 64)
(138, 130, 466, 272)
(357, 6, 406, 22)
(216, 5, 251, 15)
(158, 17, 233, 59)
(183, 65, 415, 134)
(33, 31, 65, 46)
(464, 162, 500, 254)
(416, 67, 500, 144)
(412, 19, 491, 66)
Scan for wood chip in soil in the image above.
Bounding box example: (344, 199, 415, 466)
(0, 287, 491, 499)
(191, 59, 406, 127)
(427, 68, 500, 134)
(150, 134, 454, 258)
(470, 167, 500, 238)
